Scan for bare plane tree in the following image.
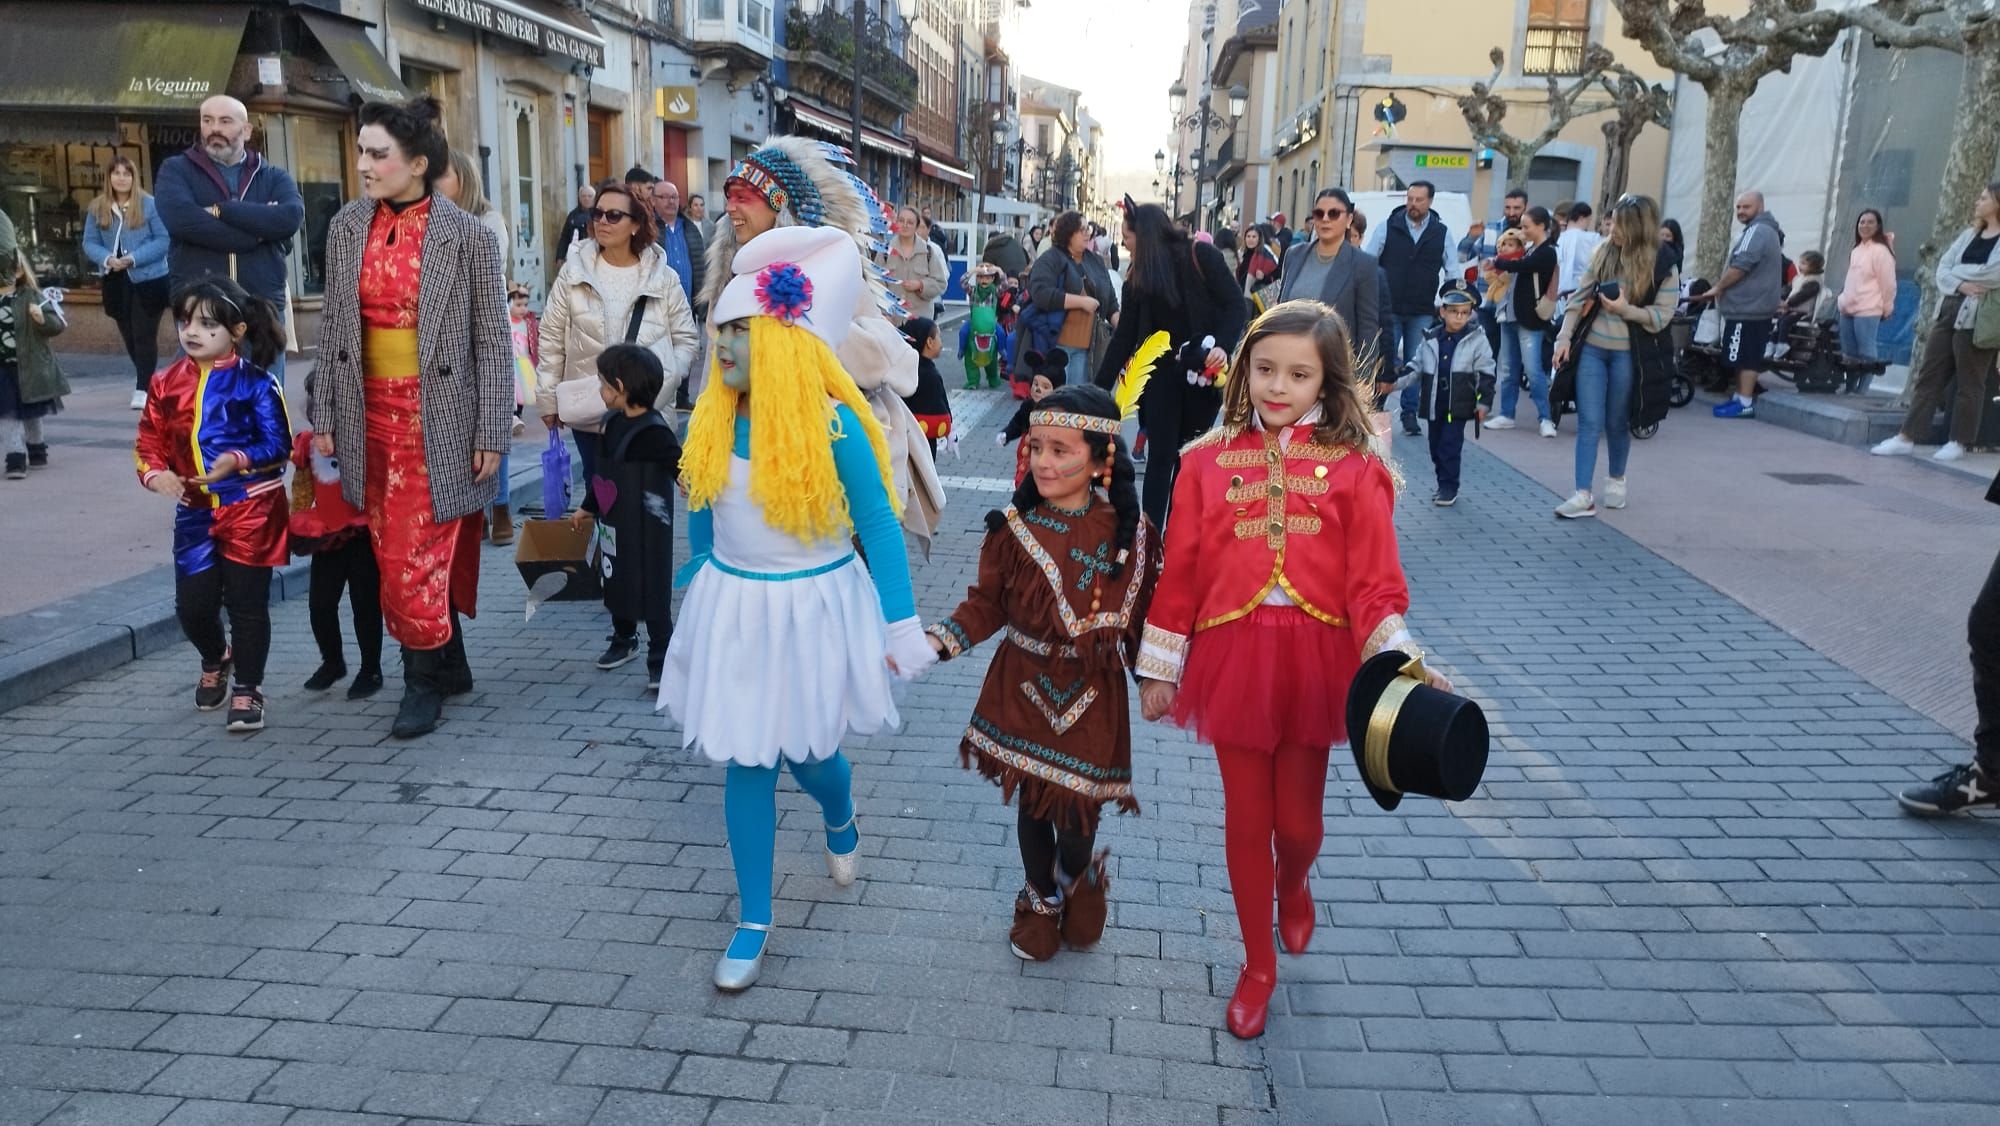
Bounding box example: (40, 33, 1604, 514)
(1455, 45, 1617, 194)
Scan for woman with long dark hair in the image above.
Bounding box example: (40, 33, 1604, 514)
(309, 96, 513, 738)
(1095, 200, 1246, 529)
(1875, 185, 2000, 463)
(1237, 222, 1282, 311)
(1276, 188, 1379, 360)
(83, 155, 171, 409)
(1838, 208, 1896, 363)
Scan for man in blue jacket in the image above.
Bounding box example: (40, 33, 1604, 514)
(1367, 180, 1450, 436)
(155, 96, 304, 379)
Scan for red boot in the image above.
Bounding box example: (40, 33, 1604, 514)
(1225, 965, 1278, 1039)
(1277, 879, 1315, 955)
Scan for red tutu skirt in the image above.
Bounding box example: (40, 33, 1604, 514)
(1170, 605, 1357, 751)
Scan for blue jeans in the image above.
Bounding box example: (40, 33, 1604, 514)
(1504, 325, 1552, 422)
(495, 451, 511, 512)
(1390, 313, 1437, 422)
(1064, 348, 1089, 386)
(1573, 343, 1633, 494)
(1838, 312, 1882, 360)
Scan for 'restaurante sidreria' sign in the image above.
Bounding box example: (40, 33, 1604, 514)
(411, 0, 604, 69)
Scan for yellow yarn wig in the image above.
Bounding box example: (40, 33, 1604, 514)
(680, 317, 900, 544)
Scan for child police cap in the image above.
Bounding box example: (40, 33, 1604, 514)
(1437, 278, 1477, 306)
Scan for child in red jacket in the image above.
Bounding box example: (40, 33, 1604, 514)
(1136, 299, 1456, 1040)
(290, 428, 382, 699)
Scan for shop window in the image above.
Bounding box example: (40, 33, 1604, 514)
(289, 116, 348, 297)
(1524, 0, 1590, 76)
(0, 140, 153, 291)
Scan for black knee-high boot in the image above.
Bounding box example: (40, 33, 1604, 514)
(392, 646, 445, 739)
(436, 615, 474, 697)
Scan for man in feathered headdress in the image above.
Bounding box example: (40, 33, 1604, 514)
(699, 137, 945, 553)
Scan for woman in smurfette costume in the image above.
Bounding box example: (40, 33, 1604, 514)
(660, 224, 937, 991)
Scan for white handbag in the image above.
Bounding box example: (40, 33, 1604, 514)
(1693, 307, 1722, 346)
(555, 296, 653, 432)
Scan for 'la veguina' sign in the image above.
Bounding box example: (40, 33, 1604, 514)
(411, 0, 604, 69)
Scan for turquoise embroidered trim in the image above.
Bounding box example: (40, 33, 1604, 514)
(1045, 497, 1093, 517)
(941, 619, 972, 652)
(1037, 675, 1085, 708)
(1069, 543, 1114, 591)
(1022, 509, 1070, 534)
(969, 714, 1129, 781)
(709, 553, 856, 582)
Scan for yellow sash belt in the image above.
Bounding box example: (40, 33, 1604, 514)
(363, 326, 419, 379)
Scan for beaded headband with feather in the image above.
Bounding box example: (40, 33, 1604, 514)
(1028, 410, 1121, 435)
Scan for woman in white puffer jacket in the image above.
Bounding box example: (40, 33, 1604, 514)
(537, 181, 698, 481)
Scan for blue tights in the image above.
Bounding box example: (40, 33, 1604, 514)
(723, 751, 859, 958)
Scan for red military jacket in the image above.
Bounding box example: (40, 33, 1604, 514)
(1137, 424, 1411, 683)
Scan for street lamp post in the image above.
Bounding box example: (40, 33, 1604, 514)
(1167, 75, 1248, 228)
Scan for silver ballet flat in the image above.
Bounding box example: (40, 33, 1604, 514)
(713, 922, 770, 992)
(824, 815, 860, 887)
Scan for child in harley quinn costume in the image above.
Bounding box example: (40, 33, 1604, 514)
(134, 277, 293, 733)
(926, 384, 1156, 961)
(659, 225, 936, 993)
(1137, 299, 1454, 1039)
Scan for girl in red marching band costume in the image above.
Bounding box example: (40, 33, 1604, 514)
(1136, 299, 1454, 1039)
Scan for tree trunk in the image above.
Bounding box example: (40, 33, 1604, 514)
(1693, 80, 1752, 283)
(1902, 33, 2000, 404)
(1504, 143, 1536, 192)
(1600, 121, 1633, 216)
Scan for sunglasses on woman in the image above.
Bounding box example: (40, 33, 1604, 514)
(1312, 207, 1347, 221)
(590, 208, 636, 225)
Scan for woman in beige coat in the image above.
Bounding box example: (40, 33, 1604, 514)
(536, 181, 698, 483)
(874, 205, 950, 323)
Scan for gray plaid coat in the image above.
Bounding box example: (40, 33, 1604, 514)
(309, 195, 512, 522)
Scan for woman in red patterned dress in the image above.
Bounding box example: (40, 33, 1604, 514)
(309, 97, 513, 738)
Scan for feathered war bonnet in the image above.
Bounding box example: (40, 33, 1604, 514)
(700, 135, 904, 321)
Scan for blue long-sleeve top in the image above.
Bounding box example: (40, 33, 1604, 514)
(682, 404, 915, 621)
(83, 197, 172, 285)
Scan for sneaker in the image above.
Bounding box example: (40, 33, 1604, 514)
(1713, 399, 1755, 419)
(1402, 419, 1423, 437)
(1603, 477, 1627, 510)
(1009, 885, 1063, 961)
(1871, 434, 1916, 457)
(130, 389, 148, 410)
(3, 454, 23, 480)
(1554, 490, 1597, 519)
(1934, 441, 1968, 462)
(1538, 419, 1558, 438)
(25, 444, 47, 469)
(595, 636, 640, 669)
(196, 653, 232, 710)
(1483, 415, 1516, 430)
(1433, 490, 1457, 507)
(511, 416, 526, 437)
(226, 687, 266, 733)
(1897, 762, 2000, 817)
(645, 666, 662, 692)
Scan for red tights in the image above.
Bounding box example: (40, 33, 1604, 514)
(1215, 742, 1331, 975)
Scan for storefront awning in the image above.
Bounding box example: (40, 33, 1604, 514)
(788, 100, 915, 160)
(409, 0, 606, 69)
(919, 155, 975, 190)
(299, 12, 410, 104)
(0, 3, 248, 112)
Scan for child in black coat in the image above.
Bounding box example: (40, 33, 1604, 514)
(899, 316, 952, 457)
(999, 348, 1067, 485)
(575, 344, 683, 691)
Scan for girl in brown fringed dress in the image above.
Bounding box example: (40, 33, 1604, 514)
(926, 384, 1157, 961)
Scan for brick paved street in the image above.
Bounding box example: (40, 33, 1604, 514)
(2, 385, 1998, 1125)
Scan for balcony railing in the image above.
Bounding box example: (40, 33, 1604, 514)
(1522, 24, 1590, 76)
(783, 5, 919, 105)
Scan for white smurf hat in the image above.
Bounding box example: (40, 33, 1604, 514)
(711, 224, 860, 352)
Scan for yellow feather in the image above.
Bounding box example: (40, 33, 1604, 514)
(1115, 331, 1172, 420)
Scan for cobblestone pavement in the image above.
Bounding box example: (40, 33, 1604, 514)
(2, 386, 1997, 1126)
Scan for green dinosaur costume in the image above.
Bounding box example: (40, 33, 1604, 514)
(963, 275, 1002, 389)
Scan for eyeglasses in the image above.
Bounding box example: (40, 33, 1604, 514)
(590, 208, 635, 225)
(1311, 208, 1347, 221)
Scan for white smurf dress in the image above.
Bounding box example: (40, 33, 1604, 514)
(659, 405, 927, 766)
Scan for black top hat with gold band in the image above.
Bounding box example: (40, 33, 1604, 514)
(1346, 649, 1490, 812)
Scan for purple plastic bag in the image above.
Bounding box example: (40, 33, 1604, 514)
(541, 429, 571, 517)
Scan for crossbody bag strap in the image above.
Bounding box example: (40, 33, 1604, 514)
(624, 295, 652, 343)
